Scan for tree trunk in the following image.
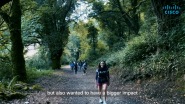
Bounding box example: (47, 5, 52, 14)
(51, 57, 61, 69)
(150, 0, 183, 55)
(51, 51, 62, 69)
(131, 0, 140, 36)
(10, 0, 27, 81)
(93, 32, 95, 53)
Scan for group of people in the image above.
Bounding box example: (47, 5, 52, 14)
(70, 60, 110, 104)
(70, 60, 87, 75)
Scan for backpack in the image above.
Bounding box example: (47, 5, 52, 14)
(78, 62, 82, 66)
(70, 63, 74, 67)
(97, 68, 109, 83)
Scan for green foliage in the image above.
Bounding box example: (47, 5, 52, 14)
(96, 41, 109, 55)
(7, 76, 18, 91)
(0, 26, 12, 81)
(0, 61, 12, 80)
(104, 32, 157, 68)
(0, 92, 27, 100)
(143, 51, 185, 79)
(123, 32, 157, 65)
(27, 67, 53, 83)
(0, 83, 6, 92)
(25, 47, 51, 69)
(32, 84, 44, 91)
(87, 24, 98, 49)
(0, 68, 52, 97)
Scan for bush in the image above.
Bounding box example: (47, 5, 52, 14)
(94, 30, 185, 81)
(32, 84, 44, 91)
(25, 53, 51, 69)
(122, 32, 157, 65)
(0, 61, 12, 80)
(98, 32, 157, 68)
(27, 67, 53, 83)
(143, 51, 185, 79)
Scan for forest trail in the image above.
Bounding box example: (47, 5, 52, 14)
(8, 66, 141, 104)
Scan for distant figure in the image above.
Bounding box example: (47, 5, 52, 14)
(70, 61, 74, 71)
(78, 60, 82, 71)
(82, 60, 87, 75)
(74, 61, 78, 74)
(95, 61, 110, 104)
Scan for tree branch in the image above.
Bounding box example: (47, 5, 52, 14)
(122, 0, 146, 16)
(0, 20, 5, 27)
(0, 8, 10, 24)
(28, 35, 42, 38)
(98, 10, 121, 14)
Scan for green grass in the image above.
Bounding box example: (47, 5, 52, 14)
(27, 67, 53, 83)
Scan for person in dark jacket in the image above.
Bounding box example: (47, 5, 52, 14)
(78, 60, 82, 71)
(82, 60, 87, 75)
(95, 61, 110, 104)
(74, 61, 78, 74)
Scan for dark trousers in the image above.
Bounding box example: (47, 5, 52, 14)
(75, 69, 77, 74)
(83, 68, 86, 74)
(71, 66, 74, 70)
(74, 67, 77, 74)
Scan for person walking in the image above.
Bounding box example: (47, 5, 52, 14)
(74, 61, 78, 74)
(95, 61, 110, 104)
(78, 60, 82, 71)
(82, 60, 87, 75)
(70, 61, 74, 71)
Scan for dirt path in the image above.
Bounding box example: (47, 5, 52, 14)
(7, 66, 141, 104)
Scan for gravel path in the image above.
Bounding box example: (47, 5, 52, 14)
(5, 66, 141, 104)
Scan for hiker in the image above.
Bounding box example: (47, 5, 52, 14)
(78, 60, 82, 71)
(95, 61, 110, 104)
(74, 60, 78, 74)
(70, 61, 74, 71)
(82, 60, 87, 75)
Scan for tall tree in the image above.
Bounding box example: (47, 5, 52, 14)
(150, 0, 184, 55)
(0, 0, 27, 81)
(115, 0, 140, 36)
(39, 0, 77, 69)
(87, 25, 98, 53)
(88, 0, 145, 50)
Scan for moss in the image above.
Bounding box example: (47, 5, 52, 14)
(51, 51, 62, 69)
(52, 58, 61, 69)
(32, 84, 44, 91)
(0, 92, 7, 100)
(7, 92, 27, 100)
(22, 86, 29, 91)
(0, 92, 27, 100)
(0, 84, 6, 92)
(9, 0, 27, 82)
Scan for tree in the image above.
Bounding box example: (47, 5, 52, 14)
(0, 0, 27, 81)
(150, 0, 185, 55)
(38, 0, 77, 69)
(87, 24, 98, 53)
(115, 0, 140, 36)
(88, 0, 145, 50)
(72, 21, 90, 61)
